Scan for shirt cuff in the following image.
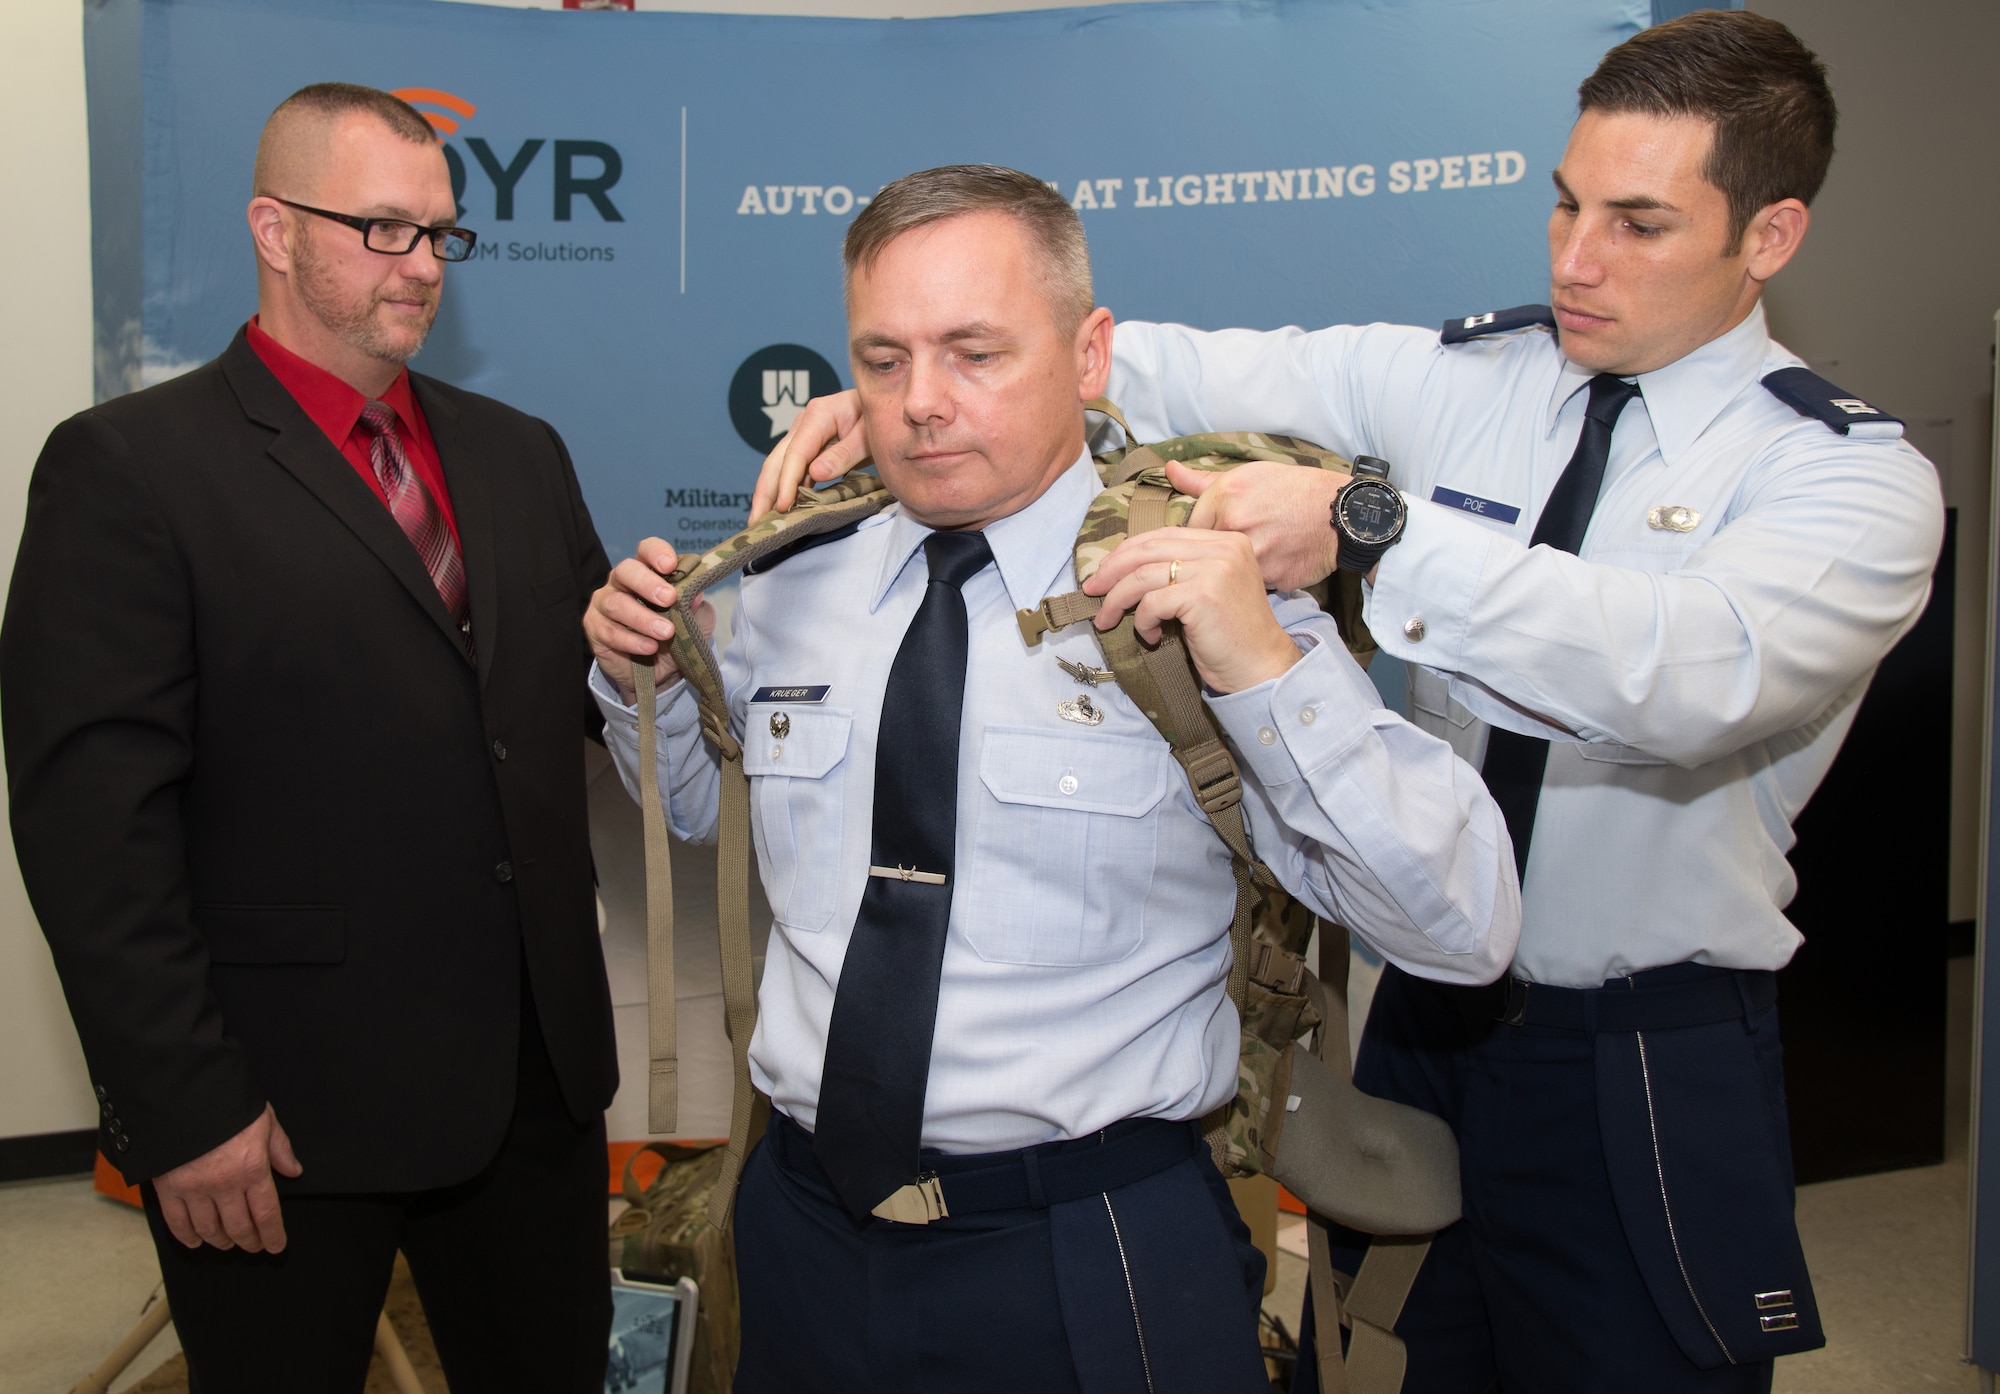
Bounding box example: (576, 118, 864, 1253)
(1207, 640, 1374, 788)
(1365, 497, 1503, 673)
(588, 660, 686, 720)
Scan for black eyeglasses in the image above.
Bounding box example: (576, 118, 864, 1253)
(272, 198, 479, 262)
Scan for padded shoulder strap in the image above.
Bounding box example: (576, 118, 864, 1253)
(631, 475, 893, 1221)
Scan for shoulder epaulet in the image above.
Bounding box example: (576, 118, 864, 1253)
(1761, 367, 1906, 438)
(1439, 304, 1556, 345)
(743, 519, 863, 575)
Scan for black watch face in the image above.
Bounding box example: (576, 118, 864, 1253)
(1339, 479, 1404, 545)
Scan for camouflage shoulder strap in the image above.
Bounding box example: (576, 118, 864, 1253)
(630, 471, 893, 1229)
(1015, 423, 1368, 1174)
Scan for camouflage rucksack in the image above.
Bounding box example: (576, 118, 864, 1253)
(608, 1142, 739, 1394)
(631, 404, 1461, 1392)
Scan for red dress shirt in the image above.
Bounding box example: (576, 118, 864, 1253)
(246, 318, 461, 548)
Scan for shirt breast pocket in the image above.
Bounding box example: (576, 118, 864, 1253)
(742, 707, 853, 932)
(965, 726, 1170, 967)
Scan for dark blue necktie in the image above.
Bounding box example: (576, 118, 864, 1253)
(1480, 373, 1641, 880)
(814, 529, 994, 1221)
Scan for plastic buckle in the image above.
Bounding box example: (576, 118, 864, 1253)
(1016, 603, 1057, 646)
(1248, 942, 1306, 996)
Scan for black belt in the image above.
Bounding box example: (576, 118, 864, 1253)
(1434, 962, 1776, 1034)
(769, 1111, 1198, 1220)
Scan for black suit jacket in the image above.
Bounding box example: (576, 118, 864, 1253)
(2, 328, 617, 1192)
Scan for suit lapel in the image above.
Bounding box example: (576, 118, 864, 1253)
(219, 331, 475, 668)
(416, 374, 500, 690)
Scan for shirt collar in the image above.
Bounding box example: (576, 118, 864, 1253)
(1544, 301, 1772, 468)
(245, 316, 421, 449)
(869, 449, 1101, 613)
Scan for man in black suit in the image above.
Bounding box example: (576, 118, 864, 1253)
(2, 84, 615, 1392)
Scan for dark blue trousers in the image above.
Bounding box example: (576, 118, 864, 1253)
(734, 1112, 1269, 1394)
(1294, 964, 1820, 1394)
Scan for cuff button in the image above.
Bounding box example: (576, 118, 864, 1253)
(1403, 616, 1427, 641)
(1257, 727, 1277, 746)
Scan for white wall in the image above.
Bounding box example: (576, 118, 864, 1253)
(0, 0, 100, 1140)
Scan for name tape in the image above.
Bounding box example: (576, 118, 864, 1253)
(1431, 486, 1521, 525)
(750, 685, 831, 704)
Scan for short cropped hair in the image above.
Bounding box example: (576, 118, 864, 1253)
(254, 83, 438, 195)
(1578, 10, 1836, 246)
(842, 165, 1094, 336)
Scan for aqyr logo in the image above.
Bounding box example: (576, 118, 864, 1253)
(728, 346, 842, 453)
(394, 87, 626, 227)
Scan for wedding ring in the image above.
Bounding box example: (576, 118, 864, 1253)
(1168, 560, 1182, 585)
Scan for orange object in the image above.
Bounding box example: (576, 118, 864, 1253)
(97, 1142, 718, 1207)
(1278, 1184, 1307, 1216)
(94, 1152, 142, 1209)
(609, 1139, 726, 1197)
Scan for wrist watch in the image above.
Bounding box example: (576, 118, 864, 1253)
(1331, 455, 1407, 574)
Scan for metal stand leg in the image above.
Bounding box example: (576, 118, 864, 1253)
(374, 1311, 426, 1394)
(69, 1290, 172, 1394)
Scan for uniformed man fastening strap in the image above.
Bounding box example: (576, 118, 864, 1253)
(754, 16, 1946, 1394)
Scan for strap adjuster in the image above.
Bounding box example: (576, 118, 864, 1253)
(698, 704, 742, 761)
(1176, 745, 1242, 815)
(872, 1173, 949, 1225)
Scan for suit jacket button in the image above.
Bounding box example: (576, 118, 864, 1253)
(492, 739, 508, 761)
(101, 1101, 114, 1118)
(95, 1085, 108, 1102)
(495, 861, 515, 884)
(114, 1136, 130, 1153)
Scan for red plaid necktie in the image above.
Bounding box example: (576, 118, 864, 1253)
(357, 400, 472, 652)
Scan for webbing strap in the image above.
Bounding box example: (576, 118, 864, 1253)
(1303, 920, 1431, 1394)
(627, 483, 891, 1227)
(1109, 444, 1167, 486)
(1309, 1219, 1352, 1394)
(1346, 1238, 1428, 1372)
(634, 659, 678, 1136)
(707, 754, 758, 1229)
(1082, 396, 1135, 442)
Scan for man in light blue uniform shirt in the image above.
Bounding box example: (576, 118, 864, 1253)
(589, 165, 1517, 1393)
(757, 15, 1944, 1394)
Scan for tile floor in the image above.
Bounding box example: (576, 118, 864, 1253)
(3, 957, 1980, 1391)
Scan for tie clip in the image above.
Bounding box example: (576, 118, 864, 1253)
(869, 864, 948, 885)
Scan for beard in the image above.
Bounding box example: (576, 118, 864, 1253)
(292, 225, 440, 365)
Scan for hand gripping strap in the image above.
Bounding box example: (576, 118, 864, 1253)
(632, 476, 895, 1224)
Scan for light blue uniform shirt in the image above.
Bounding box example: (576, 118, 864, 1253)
(594, 453, 1517, 1153)
(1109, 304, 1945, 987)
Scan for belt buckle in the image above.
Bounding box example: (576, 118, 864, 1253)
(871, 1173, 949, 1225)
(1498, 978, 1530, 1027)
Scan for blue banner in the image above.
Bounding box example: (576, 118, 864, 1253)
(88, 0, 1644, 562)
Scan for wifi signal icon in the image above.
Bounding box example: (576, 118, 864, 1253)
(392, 88, 478, 135)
